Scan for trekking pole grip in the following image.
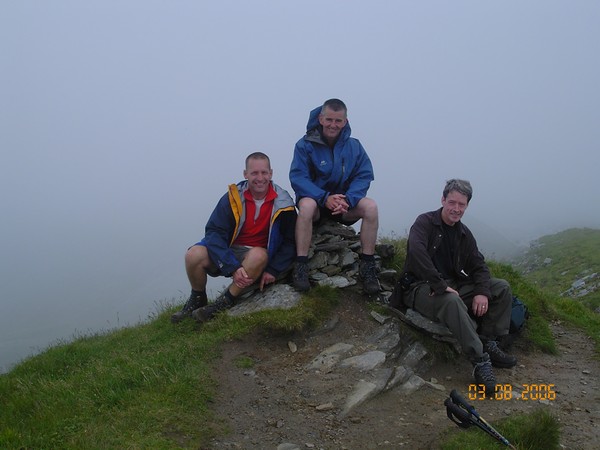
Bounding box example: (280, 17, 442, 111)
(444, 398, 472, 428)
(450, 389, 475, 413)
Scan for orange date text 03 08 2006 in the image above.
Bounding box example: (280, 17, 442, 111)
(467, 384, 557, 401)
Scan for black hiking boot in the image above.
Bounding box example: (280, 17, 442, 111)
(484, 340, 517, 368)
(359, 259, 381, 295)
(192, 292, 235, 323)
(171, 293, 208, 323)
(292, 261, 310, 292)
(472, 355, 497, 397)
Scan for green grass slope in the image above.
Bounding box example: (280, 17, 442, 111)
(511, 228, 600, 353)
(0, 288, 338, 449)
(513, 228, 600, 310)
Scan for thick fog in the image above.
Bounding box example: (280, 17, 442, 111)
(2, 1, 599, 372)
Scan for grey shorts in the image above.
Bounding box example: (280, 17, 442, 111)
(192, 244, 251, 277)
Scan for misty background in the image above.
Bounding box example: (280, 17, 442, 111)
(2, 1, 599, 373)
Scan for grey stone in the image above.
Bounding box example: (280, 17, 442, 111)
(399, 373, 425, 394)
(321, 265, 342, 276)
(314, 241, 350, 252)
(424, 379, 447, 391)
(317, 275, 355, 288)
(404, 309, 454, 337)
(278, 444, 301, 450)
(306, 343, 354, 372)
(339, 350, 387, 371)
(375, 330, 401, 354)
(385, 365, 413, 390)
(309, 272, 328, 281)
(370, 310, 390, 324)
(340, 248, 358, 267)
(379, 269, 398, 281)
(340, 369, 391, 417)
(228, 284, 302, 317)
(327, 252, 340, 265)
(308, 251, 329, 270)
(398, 341, 428, 368)
(339, 380, 378, 418)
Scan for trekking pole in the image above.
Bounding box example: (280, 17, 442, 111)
(449, 389, 516, 448)
(445, 389, 517, 449)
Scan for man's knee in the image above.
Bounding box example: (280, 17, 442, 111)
(411, 286, 463, 317)
(491, 278, 512, 303)
(297, 197, 318, 220)
(243, 247, 269, 271)
(430, 294, 470, 327)
(355, 197, 378, 220)
(185, 244, 209, 266)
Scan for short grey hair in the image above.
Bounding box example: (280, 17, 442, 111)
(443, 179, 473, 202)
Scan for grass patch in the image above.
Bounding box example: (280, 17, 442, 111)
(440, 408, 560, 450)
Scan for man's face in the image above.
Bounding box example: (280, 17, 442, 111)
(318, 106, 347, 144)
(441, 191, 469, 226)
(244, 157, 272, 199)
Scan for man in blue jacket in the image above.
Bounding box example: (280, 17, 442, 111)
(171, 152, 297, 323)
(289, 99, 380, 294)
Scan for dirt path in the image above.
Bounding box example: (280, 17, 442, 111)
(207, 294, 600, 450)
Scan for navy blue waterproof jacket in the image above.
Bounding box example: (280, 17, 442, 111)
(197, 181, 297, 278)
(289, 105, 374, 209)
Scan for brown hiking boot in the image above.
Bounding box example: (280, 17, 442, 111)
(359, 259, 381, 295)
(171, 293, 208, 323)
(192, 293, 235, 323)
(292, 262, 310, 292)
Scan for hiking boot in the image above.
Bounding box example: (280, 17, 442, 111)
(192, 293, 235, 323)
(292, 261, 310, 292)
(484, 340, 517, 368)
(472, 355, 497, 397)
(171, 293, 207, 323)
(359, 259, 381, 295)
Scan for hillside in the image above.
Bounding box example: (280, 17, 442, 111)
(2, 227, 600, 449)
(512, 228, 600, 311)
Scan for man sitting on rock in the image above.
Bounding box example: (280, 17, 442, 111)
(289, 98, 380, 295)
(171, 152, 297, 324)
(400, 179, 516, 396)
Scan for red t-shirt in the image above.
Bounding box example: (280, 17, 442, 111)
(233, 184, 276, 248)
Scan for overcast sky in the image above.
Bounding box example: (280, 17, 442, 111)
(1, 1, 599, 371)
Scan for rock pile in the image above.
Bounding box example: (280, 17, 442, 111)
(297, 219, 397, 293)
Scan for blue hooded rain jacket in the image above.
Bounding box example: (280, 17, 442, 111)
(289, 105, 374, 209)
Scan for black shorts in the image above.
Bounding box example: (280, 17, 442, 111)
(317, 206, 359, 226)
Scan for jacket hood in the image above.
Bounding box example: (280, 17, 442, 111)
(306, 105, 352, 138)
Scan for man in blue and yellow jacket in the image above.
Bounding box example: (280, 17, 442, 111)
(172, 152, 297, 323)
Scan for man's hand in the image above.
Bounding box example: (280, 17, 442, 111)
(472, 294, 489, 317)
(429, 286, 459, 297)
(259, 271, 276, 291)
(232, 267, 254, 289)
(325, 194, 349, 215)
(444, 286, 459, 296)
